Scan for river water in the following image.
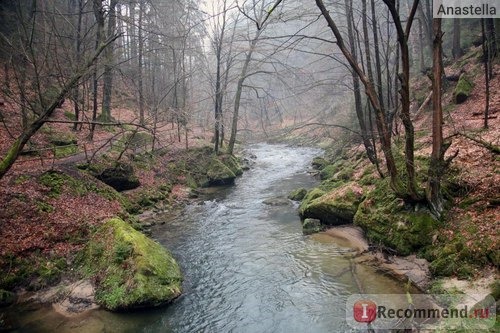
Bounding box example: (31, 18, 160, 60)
(3, 143, 407, 332)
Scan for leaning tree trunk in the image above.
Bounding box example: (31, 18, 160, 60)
(0, 38, 117, 180)
(315, 0, 404, 195)
(227, 34, 260, 155)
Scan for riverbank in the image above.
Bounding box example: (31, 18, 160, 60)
(0, 144, 244, 323)
(290, 135, 499, 326)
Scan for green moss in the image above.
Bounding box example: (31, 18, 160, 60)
(311, 157, 329, 170)
(354, 177, 439, 255)
(53, 144, 78, 158)
(64, 111, 76, 120)
(38, 170, 130, 209)
(298, 188, 325, 214)
(288, 188, 307, 201)
(36, 200, 54, 213)
(165, 147, 242, 188)
(454, 74, 474, 104)
(81, 218, 182, 310)
(300, 182, 364, 225)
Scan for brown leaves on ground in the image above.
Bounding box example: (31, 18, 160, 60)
(412, 60, 500, 266)
(0, 170, 124, 259)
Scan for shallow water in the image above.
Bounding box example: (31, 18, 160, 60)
(2, 143, 408, 332)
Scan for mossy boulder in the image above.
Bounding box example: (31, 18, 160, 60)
(454, 74, 473, 104)
(288, 188, 307, 201)
(298, 188, 325, 213)
(311, 157, 329, 170)
(206, 158, 238, 186)
(96, 162, 140, 192)
(303, 218, 322, 235)
(300, 182, 364, 225)
(167, 147, 242, 188)
(82, 218, 182, 311)
(354, 178, 439, 256)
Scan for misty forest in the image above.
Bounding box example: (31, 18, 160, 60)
(0, 0, 498, 332)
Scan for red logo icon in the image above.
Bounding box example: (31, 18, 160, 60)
(353, 300, 377, 323)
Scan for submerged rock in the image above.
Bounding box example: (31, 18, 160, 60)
(262, 197, 291, 206)
(82, 218, 182, 311)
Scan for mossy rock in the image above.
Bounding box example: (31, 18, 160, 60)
(82, 218, 182, 311)
(353, 178, 439, 256)
(311, 157, 329, 170)
(288, 188, 307, 201)
(96, 162, 140, 192)
(166, 147, 243, 188)
(205, 158, 237, 186)
(454, 74, 473, 104)
(298, 188, 325, 214)
(300, 182, 364, 225)
(302, 218, 322, 235)
(49, 132, 78, 147)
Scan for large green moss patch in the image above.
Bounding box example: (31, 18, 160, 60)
(300, 182, 364, 225)
(354, 177, 439, 256)
(81, 218, 182, 310)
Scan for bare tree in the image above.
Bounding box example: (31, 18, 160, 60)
(227, 0, 284, 154)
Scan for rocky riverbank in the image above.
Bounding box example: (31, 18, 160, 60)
(290, 145, 499, 299)
(0, 145, 244, 322)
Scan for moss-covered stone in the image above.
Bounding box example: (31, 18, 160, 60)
(288, 188, 307, 201)
(165, 147, 243, 188)
(300, 182, 364, 225)
(96, 162, 140, 192)
(298, 188, 325, 214)
(302, 218, 322, 235)
(311, 157, 329, 170)
(354, 177, 439, 256)
(454, 74, 473, 104)
(81, 218, 182, 311)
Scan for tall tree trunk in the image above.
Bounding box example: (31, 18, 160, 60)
(138, 1, 145, 125)
(452, 18, 463, 59)
(362, 0, 382, 175)
(482, 19, 490, 129)
(383, 0, 421, 201)
(72, 0, 83, 131)
(227, 35, 260, 155)
(371, 0, 385, 111)
(101, 0, 118, 122)
(315, 0, 404, 195)
(90, 0, 105, 140)
(427, 18, 444, 215)
(485, 18, 497, 61)
(345, 0, 377, 167)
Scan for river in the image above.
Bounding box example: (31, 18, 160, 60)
(3, 143, 408, 332)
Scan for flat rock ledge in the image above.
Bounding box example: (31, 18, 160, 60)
(322, 225, 431, 291)
(355, 253, 431, 291)
(22, 279, 99, 318)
